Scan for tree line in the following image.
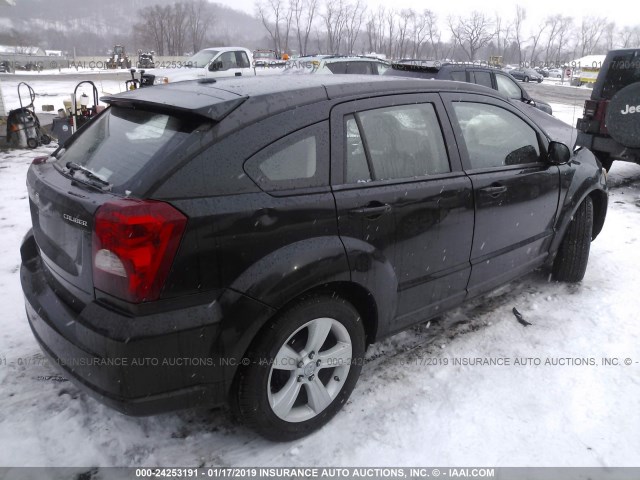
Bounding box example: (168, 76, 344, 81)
(133, 0, 214, 56)
(256, 0, 640, 64)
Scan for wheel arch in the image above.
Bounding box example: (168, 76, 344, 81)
(589, 189, 607, 240)
(548, 187, 605, 266)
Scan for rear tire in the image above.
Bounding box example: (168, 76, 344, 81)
(232, 294, 365, 441)
(552, 197, 593, 282)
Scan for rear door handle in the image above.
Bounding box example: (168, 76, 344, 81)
(348, 203, 392, 219)
(235, 72, 242, 76)
(479, 185, 507, 197)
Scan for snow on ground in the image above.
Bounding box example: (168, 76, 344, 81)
(0, 68, 127, 77)
(0, 106, 639, 469)
(0, 78, 128, 113)
(549, 102, 583, 130)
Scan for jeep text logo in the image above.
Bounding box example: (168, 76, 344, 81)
(63, 214, 88, 227)
(620, 104, 640, 115)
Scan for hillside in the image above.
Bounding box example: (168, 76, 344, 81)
(0, 0, 267, 54)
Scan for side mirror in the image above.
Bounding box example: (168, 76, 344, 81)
(209, 61, 223, 72)
(548, 141, 571, 165)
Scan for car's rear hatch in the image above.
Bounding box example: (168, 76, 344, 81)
(25, 94, 239, 307)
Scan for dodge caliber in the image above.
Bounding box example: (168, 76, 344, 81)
(21, 76, 608, 441)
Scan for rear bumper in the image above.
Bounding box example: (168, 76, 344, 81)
(576, 131, 640, 162)
(20, 231, 275, 416)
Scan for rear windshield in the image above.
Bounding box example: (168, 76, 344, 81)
(56, 106, 198, 191)
(601, 51, 640, 99)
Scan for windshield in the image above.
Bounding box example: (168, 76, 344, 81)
(56, 106, 198, 192)
(186, 49, 219, 68)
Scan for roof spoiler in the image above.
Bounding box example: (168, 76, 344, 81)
(100, 87, 248, 122)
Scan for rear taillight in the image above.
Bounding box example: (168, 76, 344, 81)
(595, 100, 609, 135)
(583, 100, 599, 118)
(92, 199, 187, 303)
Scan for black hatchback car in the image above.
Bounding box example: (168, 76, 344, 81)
(21, 76, 607, 441)
(385, 62, 553, 115)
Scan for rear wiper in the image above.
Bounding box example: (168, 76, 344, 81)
(66, 162, 110, 187)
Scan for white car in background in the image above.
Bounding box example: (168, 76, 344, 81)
(548, 68, 563, 78)
(283, 55, 390, 75)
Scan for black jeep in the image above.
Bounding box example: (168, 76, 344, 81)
(576, 48, 640, 170)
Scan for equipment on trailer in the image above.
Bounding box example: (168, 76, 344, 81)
(137, 50, 155, 69)
(106, 45, 132, 69)
(6, 82, 51, 149)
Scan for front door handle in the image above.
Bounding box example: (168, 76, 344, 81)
(235, 72, 242, 76)
(348, 202, 392, 219)
(479, 185, 507, 197)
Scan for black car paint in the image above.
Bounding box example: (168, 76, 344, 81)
(21, 76, 607, 415)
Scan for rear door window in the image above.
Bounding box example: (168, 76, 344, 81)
(450, 71, 467, 82)
(55, 106, 198, 191)
(346, 62, 374, 74)
(472, 71, 493, 89)
(345, 104, 450, 181)
(326, 62, 348, 74)
(495, 74, 522, 99)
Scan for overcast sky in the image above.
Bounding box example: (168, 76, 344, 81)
(217, 0, 640, 30)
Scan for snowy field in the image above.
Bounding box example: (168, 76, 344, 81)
(0, 93, 639, 469)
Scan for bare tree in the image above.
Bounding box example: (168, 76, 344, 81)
(579, 16, 607, 57)
(365, 6, 386, 54)
(292, 0, 317, 55)
(448, 11, 495, 61)
(513, 5, 526, 64)
(618, 25, 640, 48)
(135, 5, 170, 55)
(167, 3, 188, 56)
(603, 21, 616, 52)
(395, 9, 412, 59)
(343, 0, 366, 54)
(494, 14, 512, 60)
(528, 21, 547, 65)
(322, 0, 348, 54)
(553, 16, 573, 64)
(386, 8, 396, 58)
(423, 10, 440, 59)
(409, 9, 433, 58)
(257, 0, 287, 55)
(542, 15, 572, 64)
(187, 0, 214, 54)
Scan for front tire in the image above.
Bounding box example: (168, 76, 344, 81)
(233, 294, 365, 441)
(524, 76, 530, 82)
(552, 197, 593, 282)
